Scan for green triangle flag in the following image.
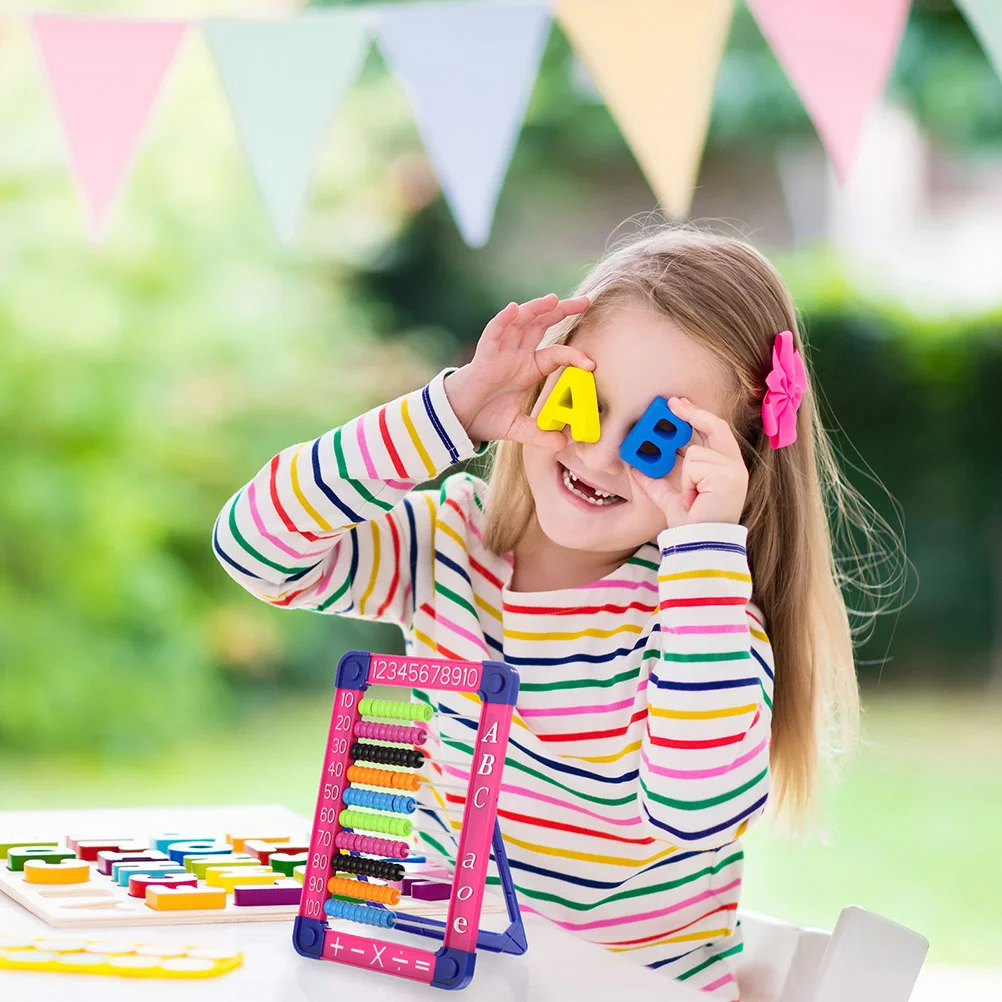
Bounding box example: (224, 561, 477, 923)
(957, 0, 1002, 85)
(203, 12, 371, 244)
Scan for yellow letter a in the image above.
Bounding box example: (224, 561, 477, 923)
(536, 366, 600, 442)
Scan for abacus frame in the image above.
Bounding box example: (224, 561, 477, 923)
(293, 650, 525, 990)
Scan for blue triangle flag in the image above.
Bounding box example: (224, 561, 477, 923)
(375, 1, 551, 247)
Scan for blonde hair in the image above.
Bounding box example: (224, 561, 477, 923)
(481, 220, 909, 836)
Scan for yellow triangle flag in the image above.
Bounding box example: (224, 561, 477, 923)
(554, 0, 734, 217)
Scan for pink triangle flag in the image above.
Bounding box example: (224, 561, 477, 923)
(746, 0, 911, 182)
(30, 15, 189, 241)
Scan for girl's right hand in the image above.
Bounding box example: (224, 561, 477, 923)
(444, 293, 593, 449)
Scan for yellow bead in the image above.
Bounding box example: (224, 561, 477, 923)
(536, 366, 600, 442)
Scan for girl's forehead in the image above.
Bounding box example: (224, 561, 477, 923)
(570, 311, 731, 414)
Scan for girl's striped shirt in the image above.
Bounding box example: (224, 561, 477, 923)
(213, 369, 774, 1002)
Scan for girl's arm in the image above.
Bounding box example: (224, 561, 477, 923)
(640, 521, 774, 851)
(211, 369, 485, 628)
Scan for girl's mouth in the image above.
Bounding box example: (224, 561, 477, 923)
(556, 461, 627, 509)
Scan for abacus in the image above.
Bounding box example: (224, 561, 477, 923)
(292, 650, 525, 991)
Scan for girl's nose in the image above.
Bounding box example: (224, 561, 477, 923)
(575, 424, 627, 476)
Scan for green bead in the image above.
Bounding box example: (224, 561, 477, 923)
(359, 698, 433, 722)
(338, 809, 411, 838)
(7, 847, 76, 872)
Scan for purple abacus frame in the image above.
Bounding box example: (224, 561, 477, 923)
(293, 650, 524, 991)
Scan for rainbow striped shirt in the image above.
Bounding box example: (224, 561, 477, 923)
(213, 369, 774, 1001)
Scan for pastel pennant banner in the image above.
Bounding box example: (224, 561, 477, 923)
(374, 1, 551, 247)
(554, 0, 735, 219)
(6, 1, 979, 247)
(746, 0, 912, 182)
(956, 0, 1002, 85)
(203, 12, 371, 244)
(30, 15, 189, 241)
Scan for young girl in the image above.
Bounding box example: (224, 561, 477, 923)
(213, 224, 865, 1001)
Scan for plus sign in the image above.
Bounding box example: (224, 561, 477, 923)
(329, 937, 344, 958)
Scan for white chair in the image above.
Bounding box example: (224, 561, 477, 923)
(735, 905, 929, 1002)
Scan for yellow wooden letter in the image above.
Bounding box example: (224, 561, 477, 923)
(535, 366, 600, 442)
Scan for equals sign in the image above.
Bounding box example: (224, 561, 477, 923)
(415, 961, 430, 971)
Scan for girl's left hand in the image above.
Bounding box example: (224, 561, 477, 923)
(628, 396, 749, 527)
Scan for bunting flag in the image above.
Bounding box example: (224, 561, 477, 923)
(553, 0, 734, 219)
(30, 15, 189, 241)
(956, 0, 1002, 85)
(374, 1, 551, 248)
(746, 0, 912, 182)
(203, 12, 371, 245)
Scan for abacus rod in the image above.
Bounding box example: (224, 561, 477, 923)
(417, 778, 473, 795)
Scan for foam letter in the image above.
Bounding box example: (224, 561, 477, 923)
(536, 366, 600, 442)
(619, 397, 692, 478)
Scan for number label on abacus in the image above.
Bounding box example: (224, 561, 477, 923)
(312, 853, 328, 869)
(323, 783, 340, 801)
(336, 714, 352, 730)
(369, 656, 481, 691)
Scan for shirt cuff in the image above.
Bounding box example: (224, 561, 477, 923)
(657, 521, 749, 554)
(426, 368, 490, 464)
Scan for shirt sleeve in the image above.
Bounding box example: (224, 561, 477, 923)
(639, 520, 774, 851)
(211, 368, 487, 630)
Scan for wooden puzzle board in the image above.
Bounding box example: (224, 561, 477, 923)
(0, 805, 507, 931)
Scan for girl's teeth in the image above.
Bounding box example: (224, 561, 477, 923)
(561, 467, 622, 506)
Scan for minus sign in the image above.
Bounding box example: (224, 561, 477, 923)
(351, 948, 364, 955)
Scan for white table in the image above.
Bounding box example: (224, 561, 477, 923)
(0, 805, 706, 1002)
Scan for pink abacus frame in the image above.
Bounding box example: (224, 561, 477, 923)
(292, 650, 524, 991)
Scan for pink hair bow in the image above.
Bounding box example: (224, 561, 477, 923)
(761, 330, 807, 449)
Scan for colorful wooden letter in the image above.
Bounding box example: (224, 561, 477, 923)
(233, 881, 302, 907)
(225, 832, 290, 853)
(206, 867, 282, 892)
(23, 859, 91, 884)
(536, 366, 600, 443)
(7, 847, 76, 872)
(128, 873, 198, 898)
(268, 852, 309, 877)
(144, 885, 227, 911)
(619, 398, 692, 478)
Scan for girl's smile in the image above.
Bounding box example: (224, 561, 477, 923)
(556, 459, 628, 509)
